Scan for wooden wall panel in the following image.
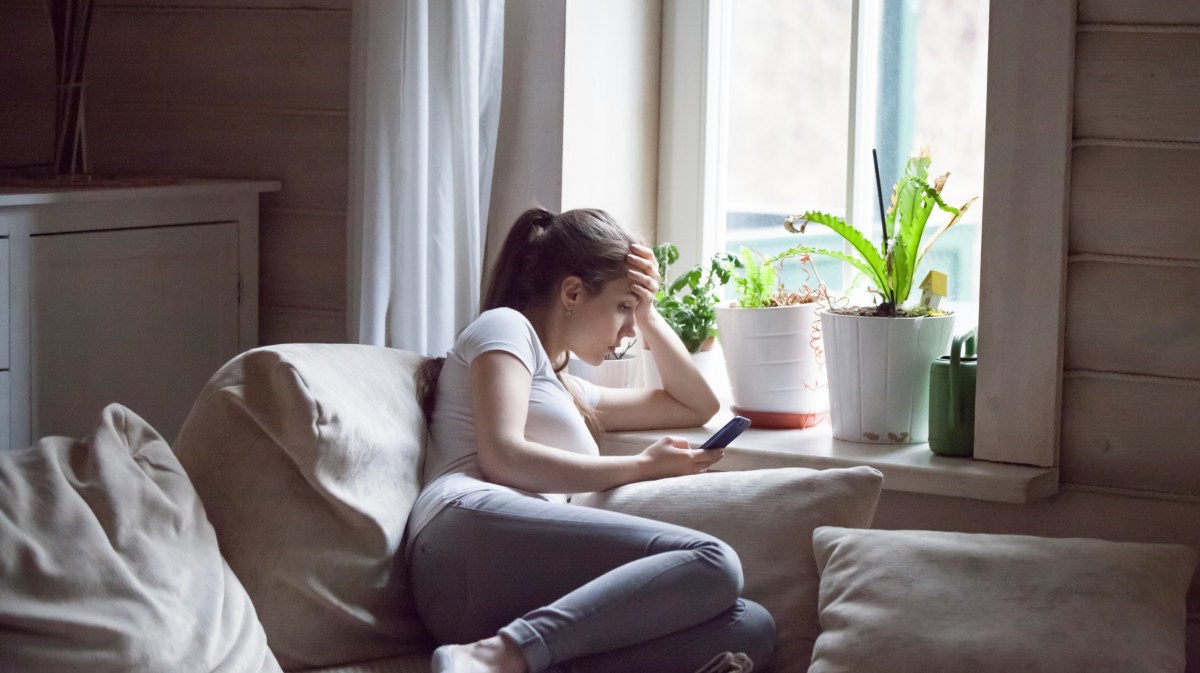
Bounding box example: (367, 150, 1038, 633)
(260, 307, 346, 344)
(1060, 376, 1200, 497)
(1079, 0, 1200, 25)
(0, 105, 54, 173)
(1065, 262, 1200, 379)
(100, 0, 349, 9)
(75, 0, 352, 346)
(0, 5, 55, 172)
(260, 208, 346, 311)
(0, 5, 54, 96)
(88, 7, 349, 111)
(86, 106, 347, 212)
(1075, 31, 1200, 142)
(1071, 146, 1200, 259)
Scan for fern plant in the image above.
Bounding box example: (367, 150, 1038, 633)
(728, 246, 825, 309)
(730, 247, 777, 308)
(783, 147, 977, 316)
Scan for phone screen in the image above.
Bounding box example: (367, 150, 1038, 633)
(698, 416, 751, 450)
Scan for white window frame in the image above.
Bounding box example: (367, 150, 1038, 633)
(656, 0, 1074, 470)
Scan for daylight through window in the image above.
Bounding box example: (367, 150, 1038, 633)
(719, 0, 989, 329)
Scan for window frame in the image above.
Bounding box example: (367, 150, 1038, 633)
(655, 0, 1074, 469)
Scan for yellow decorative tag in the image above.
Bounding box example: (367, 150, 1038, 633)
(919, 270, 948, 309)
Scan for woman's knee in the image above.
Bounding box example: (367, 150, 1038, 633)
(694, 537, 744, 601)
(731, 599, 776, 670)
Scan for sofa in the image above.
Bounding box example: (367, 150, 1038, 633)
(1, 343, 1195, 673)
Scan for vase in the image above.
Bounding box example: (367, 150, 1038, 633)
(821, 310, 955, 443)
(714, 303, 827, 429)
(641, 338, 728, 394)
(567, 351, 643, 388)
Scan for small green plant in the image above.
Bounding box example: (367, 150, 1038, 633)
(605, 337, 638, 360)
(728, 246, 825, 309)
(784, 147, 977, 317)
(652, 244, 736, 353)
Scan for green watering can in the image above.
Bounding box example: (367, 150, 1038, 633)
(928, 329, 977, 457)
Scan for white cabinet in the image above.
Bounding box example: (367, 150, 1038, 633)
(0, 180, 279, 448)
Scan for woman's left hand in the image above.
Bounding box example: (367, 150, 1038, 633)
(625, 243, 661, 324)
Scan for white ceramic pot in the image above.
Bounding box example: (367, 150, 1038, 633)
(821, 310, 955, 444)
(567, 351, 643, 388)
(642, 340, 729, 395)
(714, 303, 827, 428)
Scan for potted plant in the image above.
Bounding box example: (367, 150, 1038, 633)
(642, 244, 735, 389)
(651, 243, 736, 353)
(784, 146, 977, 443)
(713, 247, 828, 429)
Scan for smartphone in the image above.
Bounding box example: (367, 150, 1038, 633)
(698, 416, 751, 450)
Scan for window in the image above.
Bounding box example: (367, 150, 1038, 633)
(658, 0, 1072, 471)
(663, 0, 989, 330)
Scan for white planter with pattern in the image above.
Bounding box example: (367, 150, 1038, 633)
(821, 310, 955, 444)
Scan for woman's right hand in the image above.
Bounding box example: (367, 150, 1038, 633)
(637, 436, 724, 480)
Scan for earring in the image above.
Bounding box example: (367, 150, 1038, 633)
(565, 306, 574, 317)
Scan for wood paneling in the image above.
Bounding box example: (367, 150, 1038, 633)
(88, 7, 349, 111)
(0, 105, 54, 173)
(260, 307, 346, 345)
(86, 105, 347, 212)
(0, 5, 54, 96)
(99, 0, 349, 9)
(1067, 4, 1200, 505)
(1079, 0, 1200, 25)
(260, 208, 346, 311)
(1065, 262, 1200, 379)
(1075, 31, 1200, 142)
(0, 5, 55, 171)
(0, 0, 351, 347)
(75, 1, 352, 345)
(1071, 146, 1200, 259)
(1060, 376, 1200, 497)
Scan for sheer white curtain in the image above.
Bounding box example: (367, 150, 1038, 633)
(348, 0, 504, 354)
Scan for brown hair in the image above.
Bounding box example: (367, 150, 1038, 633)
(483, 207, 637, 314)
(416, 207, 637, 431)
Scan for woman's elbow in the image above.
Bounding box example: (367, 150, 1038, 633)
(685, 394, 721, 426)
(476, 441, 524, 487)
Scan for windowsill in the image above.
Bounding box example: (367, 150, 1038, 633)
(599, 408, 1059, 505)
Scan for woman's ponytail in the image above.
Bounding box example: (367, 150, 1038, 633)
(415, 356, 446, 428)
(483, 208, 555, 311)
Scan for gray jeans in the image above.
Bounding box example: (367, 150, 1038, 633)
(408, 488, 775, 673)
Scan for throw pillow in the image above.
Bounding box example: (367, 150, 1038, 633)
(573, 466, 884, 673)
(0, 403, 280, 673)
(808, 526, 1198, 673)
(173, 344, 431, 670)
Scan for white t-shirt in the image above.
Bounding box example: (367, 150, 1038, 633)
(406, 308, 601, 541)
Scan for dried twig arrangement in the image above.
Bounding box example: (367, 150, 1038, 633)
(45, 0, 95, 177)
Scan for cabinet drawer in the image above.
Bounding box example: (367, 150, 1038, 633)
(29, 223, 239, 442)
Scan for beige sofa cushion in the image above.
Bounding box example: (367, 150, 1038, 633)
(808, 526, 1198, 673)
(174, 344, 431, 670)
(574, 466, 884, 673)
(0, 403, 280, 673)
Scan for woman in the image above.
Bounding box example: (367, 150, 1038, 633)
(408, 208, 775, 673)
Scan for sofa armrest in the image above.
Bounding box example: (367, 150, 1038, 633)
(174, 344, 432, 670)
(572, 466, 882, 673)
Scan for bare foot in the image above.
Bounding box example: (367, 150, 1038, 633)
(432, 636, 527, 673)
